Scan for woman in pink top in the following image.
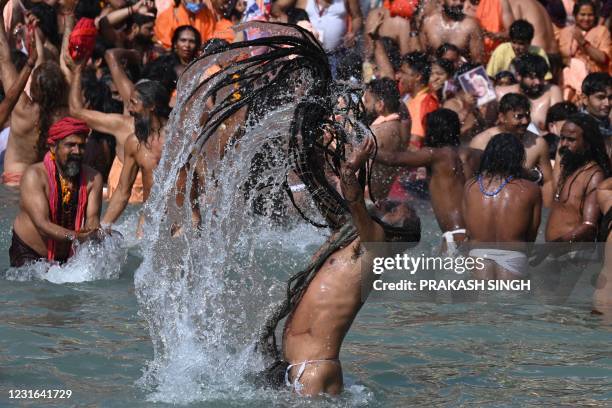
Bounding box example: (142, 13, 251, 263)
(559, 0, 611, 101)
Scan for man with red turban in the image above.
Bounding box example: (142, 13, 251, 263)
(9, 117, 104, 267)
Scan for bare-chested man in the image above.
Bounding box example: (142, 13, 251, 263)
(594, 176, 612, 315)
(367, 108, 481, 253)
(496, 54, 563, 134)
(361, 78, 408, 199)
(508, 0, 562, 78)
(68, 62, 170, 227)
(0, 1, 68, 186)
(470, 93, 554, 206)
(464, 133, 542, 279)
(9, 117, 103, 267)
(363, 5, 419, 64)
(546, 113, 609, 242)
(270, 138, 420, 396)
(420, 0, 484, 64)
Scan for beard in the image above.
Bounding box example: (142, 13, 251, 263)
(134, 34, 152, 48)
(520, 81, 545, 98)
(559, 147, 591, 178)
(363, 109, 378, 126)
(60, 155, 82, 178)
(443, 5, 465, 21)
(132, 112, 151, 144)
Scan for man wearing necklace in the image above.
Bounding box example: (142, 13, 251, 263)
(9, 117, 103, 267)
(463, 133, 541, 279)
(470, 93, 554, 206)
(420, 0, 485, 64)
(546, 113, 609, 243)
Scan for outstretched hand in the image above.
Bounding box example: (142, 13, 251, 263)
(347, 136, 375, 170)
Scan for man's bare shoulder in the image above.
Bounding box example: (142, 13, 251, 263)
(463, 16, 482, 30)
(495, 84, 519, 99)
(82, 165, 103, 185)
(512, 178, 542, 199)
(470, 127, 498, 148)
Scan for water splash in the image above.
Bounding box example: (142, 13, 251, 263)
(3, 233, 127, 283)
(132, 22, 360, 403)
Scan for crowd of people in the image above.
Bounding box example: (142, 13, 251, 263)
(0, 0, 611, 399)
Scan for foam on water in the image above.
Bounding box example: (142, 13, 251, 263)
(3, 232, 127, 283)
(131, 24, 362, 403)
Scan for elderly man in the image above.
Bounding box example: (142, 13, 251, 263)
(9, 117, 103, 267)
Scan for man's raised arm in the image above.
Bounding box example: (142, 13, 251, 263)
(68, 63, 127, 138)
(101, 139, 140, 225)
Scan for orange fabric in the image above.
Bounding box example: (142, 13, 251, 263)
(383, 0, 418, 19)
(476, 0, 504, 60)
(1, 171, 22, 185)
(106, 157, 144, 203)
(154, 4, 216, 48)
(559, 25, 611, 74)
(406, 88, 439, 148)
(213, 18, 235, 43)
(559, 25, 611, 97)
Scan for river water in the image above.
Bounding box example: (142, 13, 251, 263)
(1, 183, 611, 407)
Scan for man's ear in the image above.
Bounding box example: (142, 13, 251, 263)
(375, 99, 384, 114)
(580, 93, 589, 109)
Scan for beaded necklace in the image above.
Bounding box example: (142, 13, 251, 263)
(478, 174, 513, 197)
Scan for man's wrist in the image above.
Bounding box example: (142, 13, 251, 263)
(65, 232, 76, 242)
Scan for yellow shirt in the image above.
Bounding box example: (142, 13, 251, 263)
(486, 42, 553, 80)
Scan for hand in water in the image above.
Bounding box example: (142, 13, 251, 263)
(76, 229, 99, 243)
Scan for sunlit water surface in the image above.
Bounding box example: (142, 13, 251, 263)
(1, 183, 611, 407)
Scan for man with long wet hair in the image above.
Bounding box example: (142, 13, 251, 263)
(546, 113, 610, 242)
(257, 138, 421, 396)
(68, 58, 170, 227)
(0, 1, 68, 186)
(463, 133, 542, 279)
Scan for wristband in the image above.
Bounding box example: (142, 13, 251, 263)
(65, 232, 76, 242)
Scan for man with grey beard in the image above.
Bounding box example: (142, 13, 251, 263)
(68, 61, 170, 230)
(9, 117, 103, 267)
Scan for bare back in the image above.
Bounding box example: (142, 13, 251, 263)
(464, 177, 541, 242)
(429, 146, 481, 232)
(369, 119, 407, 199)
(509, 0, 560, 54)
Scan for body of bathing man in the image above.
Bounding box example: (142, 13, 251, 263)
(495, 53, 563, 134)
(370, 108, 481, 253)
(271, 137, 420, 396)
(9, 117, 103, 266)
(420, 0, 485, 64)
(594, 176, 612, 316)
(463, 133, 542, 279)
(546, 113, 609, 242)
(361, 78, 408, 199)
(470, 93, 554, 206)
(68, 61, 170, 227)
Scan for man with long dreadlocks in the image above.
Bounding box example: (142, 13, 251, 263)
(256, 139, 421, 396)
(174, 23, 421, 395)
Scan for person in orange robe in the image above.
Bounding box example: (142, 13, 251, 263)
(154, 0, 234, 49)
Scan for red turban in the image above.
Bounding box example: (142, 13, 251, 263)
(383, 0, 419, 19)
(47, 117, 90, 145)
(69, 18, 97, 62)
